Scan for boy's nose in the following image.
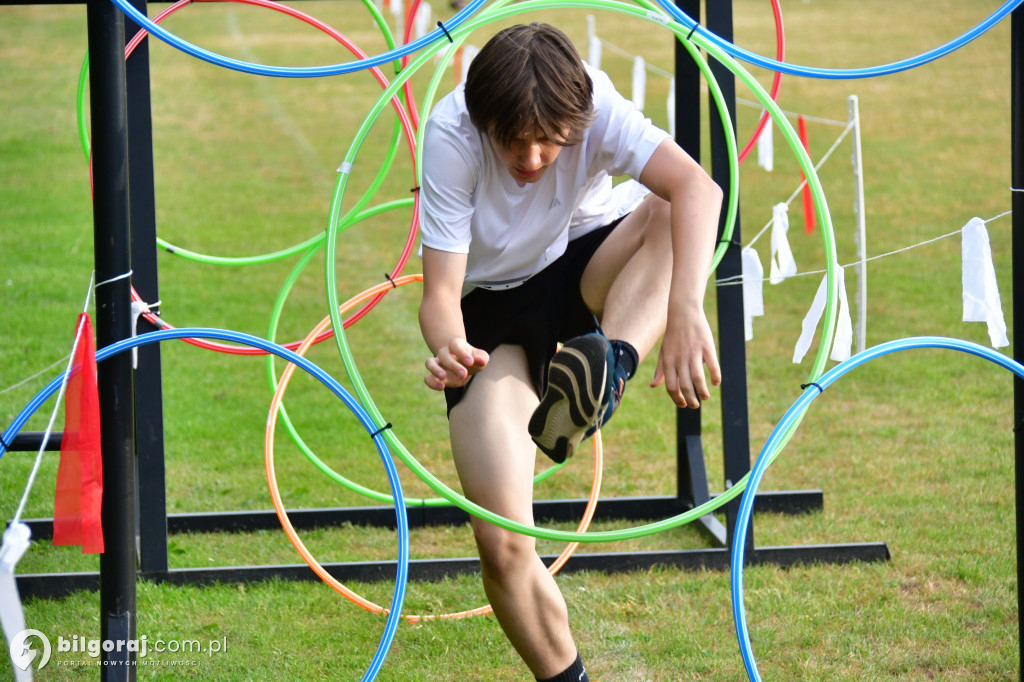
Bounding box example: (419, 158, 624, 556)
(519, 143, 543, 169)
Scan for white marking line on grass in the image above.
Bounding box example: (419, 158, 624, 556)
(224, 11, 324, 177)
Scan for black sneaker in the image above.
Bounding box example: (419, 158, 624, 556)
(584, 360, 626, 441)
(529, 333, 617, 463)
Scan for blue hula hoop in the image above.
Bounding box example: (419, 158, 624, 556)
(106, 0, 487, 78)
(652, 0, 1022, 79)
(730, 336, 1024, 681)
(0, 327, 408, 682)
(106, 0, 1022, 80)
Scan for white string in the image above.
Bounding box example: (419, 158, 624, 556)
(0, 355, 71, 397)
(717, 210, 1013, 288)
(11, 274, 95, 524)
(94, 269, 132, 289)
(592, 28, 850, 126)
(598, 37, 674, 78)
(734, 95, 849, 126)
(0, 274, 98, 397)
(746, 120, 857, 249)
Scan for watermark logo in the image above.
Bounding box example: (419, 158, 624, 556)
(9, 629, 51, 671)
(7, 629, 226, 670)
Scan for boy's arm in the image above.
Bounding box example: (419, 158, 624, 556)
(419, 246, 489, 391)
(638, 137, 724, 409)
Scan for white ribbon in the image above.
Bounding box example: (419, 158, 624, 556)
(769, 203, 796, 284)
(741, 247, 765, 342)
(1, 522, 32, 682)
(414, 3, 431, 39)
(130, 298, 160, 369)
(0, 523, 29, 578)
(388, 0, 403, 32)
(962, 217, 1009, 348)
(830, 266, 853, 362)
(793, 266, 852, 364)
(757, 118, 773, 172)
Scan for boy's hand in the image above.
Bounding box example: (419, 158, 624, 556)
(650, 307, 722, 409)
(424, 338, 490, 391)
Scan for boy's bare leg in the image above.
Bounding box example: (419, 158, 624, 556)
(580, 194, 673, 355)
(449, 344, 579, 678)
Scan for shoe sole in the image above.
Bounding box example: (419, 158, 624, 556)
(529, 336, 609, 463)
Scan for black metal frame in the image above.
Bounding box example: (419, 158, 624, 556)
(7, 0, 903, 609)
(85, 0, 137, 676)
(1011, 5, 1023, 680)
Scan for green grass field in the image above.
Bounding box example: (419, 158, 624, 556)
(0, 0, 1018, 679)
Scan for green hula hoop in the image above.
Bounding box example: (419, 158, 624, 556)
(322, 0, 839, 543)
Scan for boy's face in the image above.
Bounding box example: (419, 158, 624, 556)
(491, 127, 569, 187)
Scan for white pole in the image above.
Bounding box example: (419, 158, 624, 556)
(631, 55, 646, 110)
(586, 15, 602, 69)
(848, 94, 867, 353)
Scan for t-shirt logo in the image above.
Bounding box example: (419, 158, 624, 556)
(549, 197, 562, 210)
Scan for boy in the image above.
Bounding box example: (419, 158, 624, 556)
(418, 23, 722, 681)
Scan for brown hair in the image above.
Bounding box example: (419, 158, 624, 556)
(465, 23, 595, 149)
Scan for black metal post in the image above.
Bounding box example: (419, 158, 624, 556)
(671, 0, 707, 515)
(704, 0, 754, 559)
(123, 0, 169, 576)
(672, 0, 701, 169)
(1010, 4, 1023, 679)
(673, 0, 729, 547)
(86, 0, 138, 676)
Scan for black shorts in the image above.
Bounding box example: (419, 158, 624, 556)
(444, 217, 624, 415)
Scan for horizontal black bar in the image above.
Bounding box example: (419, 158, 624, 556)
(15, 541, 889, 600)
(751, 542, 892, 568)
(5, 431, 63, 452)
(14, 491, 824, 540)
(18, 571, 100, 599)
(546, 542, 891, 575)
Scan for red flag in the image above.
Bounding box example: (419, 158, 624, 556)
(53, 313, 104, 554)
(798, 115, 816, 235)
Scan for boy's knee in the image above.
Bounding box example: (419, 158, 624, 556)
(473, 523, 536, 578)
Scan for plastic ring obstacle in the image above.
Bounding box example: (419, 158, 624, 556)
(652, 0, 1023, 79)
(323, 0, 742, 520)
(64, 0, 868, 663)
(80, 0, 422, 286)
(79, 0, 837, 536)
(19, 0, 1019, 675)
(0, 328, 410, 682)
(266, 0, 744, 513)
(323, 0, 844, 544)
(264, 274, 608, 620)
(737, 0, 785, 164)
(729, 337, 1024, 682)
(105, 0, 490, 77)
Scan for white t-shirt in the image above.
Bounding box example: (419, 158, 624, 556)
(419, 64, 669, 291)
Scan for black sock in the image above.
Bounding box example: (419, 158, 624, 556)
(536, 652, 589, 682)
(609, 339, 638, 380)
